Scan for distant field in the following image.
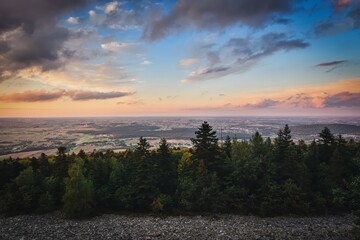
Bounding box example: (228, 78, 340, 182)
(1, 116, 359, 159)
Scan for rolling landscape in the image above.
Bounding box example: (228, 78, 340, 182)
(0, 0, 360, 239)
(1, 116, 360, 159)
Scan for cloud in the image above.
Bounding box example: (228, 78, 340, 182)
(67, 17, 79, 24)
(315, 60, 348, 67)
(141, 60, 152, 65)
(333, 0, 352, 11)
(143, 0, 301, 40)
(179, 58, 198, 66)
(101, 41, 129, 51)
(0, 0, 88, 81)
(0, 89, 66, 102)
(285, 93, 319, 108)
(244, 98, 279, 108)
(315, 60, 348, 72)
(90, 0, 155, 31)
(314, 0, 360, 36)
(66, 90, 133, 101)
(100, 41, 145, 56)
(182, 32, 309, 83)
(117, 99, 144, 105)
(89, 10, 97, 17)
(207, 52, 220, 66)
(323, 91, 360, 107)
(349, 3, 360, 28)
(166, 95, 177, 100)
(104, 1, 119, 14)
(0, 89, 134, 102)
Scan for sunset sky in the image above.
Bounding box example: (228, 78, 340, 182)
(0, 0, 359, 117)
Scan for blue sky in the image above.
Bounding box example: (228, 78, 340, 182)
(0, 0, 359, 117)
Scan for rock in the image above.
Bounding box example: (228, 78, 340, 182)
(0, 213, 354, 240)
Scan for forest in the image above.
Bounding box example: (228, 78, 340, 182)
(0, 122, 359, 226)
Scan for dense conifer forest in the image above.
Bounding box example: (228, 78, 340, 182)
(1, 122, 359, 234)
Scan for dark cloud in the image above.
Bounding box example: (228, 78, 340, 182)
(66, 90, 133, 101)
(183, 33, 309, 83)
(244, 98, 279, 108)
(349, 3, 360, 28)
(323, 92, 360, 107)
(314, 1, 360, 36)
(0, 89, 133, 102)
(333, 0, 352, 11)
(0, 89, 66, 102)
(314, 22, 336, 36)
(203, 66, 230, 74)
(275, 17, 291, 24)
(315, 60, 348, 72)
(315, 60, 347, 67)
(143, 0, 301, 40)
(0, 0, 88, 81)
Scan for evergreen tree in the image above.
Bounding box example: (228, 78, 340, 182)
(132, 137, 158, 211)
(274, 124, 293, 183)
(223, 135, 232, 159)
(136, 136, 150, 157)
(156, 138, 177, 195)
(318, 127, 335, 145)
(317, 127, 335, 164)
(191, 121, 221, 174)
(275, 124, 292, 150)
(250, 131, 267, 157)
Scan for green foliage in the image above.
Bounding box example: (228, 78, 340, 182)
(152, 194, 173, 213)
(260, 179, 308, 216)
(62, 158, 95, 218)
(156, 138, 177, 195)
(191, 121, 222, 174)
(0, 123, 359, 218)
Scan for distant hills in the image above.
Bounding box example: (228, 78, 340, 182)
(291, 124, 360, 136)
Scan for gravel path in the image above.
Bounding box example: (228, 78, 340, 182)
(0, 213, 354, 240)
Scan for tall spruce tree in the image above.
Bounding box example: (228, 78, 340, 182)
(132, 137, 158, 211)
(191, 121, 221, 174)
(274, 124, 293, 182)
(156, 138, 177, 195)
(318, 127, 335, 164)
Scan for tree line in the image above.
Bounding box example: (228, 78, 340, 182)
(0, 121, 359, 222)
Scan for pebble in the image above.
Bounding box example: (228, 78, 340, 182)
(0, 213, 354, 240)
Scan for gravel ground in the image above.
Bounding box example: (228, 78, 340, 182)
(0, 213, 354, 240)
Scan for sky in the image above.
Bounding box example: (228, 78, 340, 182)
(0, 0, 359, 117)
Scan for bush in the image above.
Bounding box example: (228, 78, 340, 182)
(152, 194, 173, 213)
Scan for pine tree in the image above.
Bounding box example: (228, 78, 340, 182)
(223, 135, 232, 159)
(136, 136, 150, 157)
(318, 127, 335, 164)
(132, 137, 158, 211)
(275, 124, 292, 150)
(274, 125, 293, 183)
(191, 121, 221, 173)
(156, 138, 177, 195)
(250, 131, 266, 156)
(318, 127, 335, 145)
